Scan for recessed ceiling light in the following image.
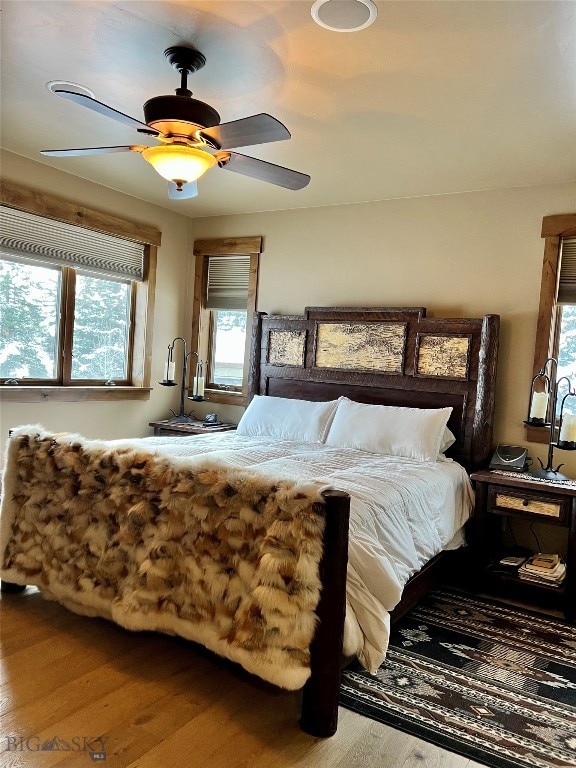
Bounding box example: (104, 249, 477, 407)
(46, 80, 95, 98)
(311, 0, 377, 32)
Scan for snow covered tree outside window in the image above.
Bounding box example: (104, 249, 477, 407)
(0, 258, 132, 383)
(210, 310, 246, 388)
(0, 260, 60, 379)
(556, 305, 576, 416)
(71, 273, 130, 380)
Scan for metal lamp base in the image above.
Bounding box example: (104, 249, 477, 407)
(165, 415, 194, 424)
(530, 467, 571, 482)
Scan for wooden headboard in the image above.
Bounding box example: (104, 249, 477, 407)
(248, 306, 500, 471)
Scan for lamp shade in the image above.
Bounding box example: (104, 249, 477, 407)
(142, 145, 216, 183)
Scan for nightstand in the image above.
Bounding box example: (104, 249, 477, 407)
(149, 420, 236, 437)
(469, 470, 576, 621)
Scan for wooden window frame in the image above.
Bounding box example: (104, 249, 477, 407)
(527, 213, 576, 443)
(0, 180, 160, 402)
(191, 237, 262, 406)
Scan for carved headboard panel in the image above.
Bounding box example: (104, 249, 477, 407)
(248, 307, 500, 471)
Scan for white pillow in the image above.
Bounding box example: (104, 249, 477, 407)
(440, 427, 456, 454)
(325, 398, 453, 462)
(236, 395, 340, 443)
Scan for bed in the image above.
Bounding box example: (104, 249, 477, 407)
(0, 306, 499, 737)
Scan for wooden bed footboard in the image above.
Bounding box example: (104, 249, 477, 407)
(301, 489, 350, 737)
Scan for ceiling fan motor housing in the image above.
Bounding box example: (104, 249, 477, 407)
(143, 95, 221, 139)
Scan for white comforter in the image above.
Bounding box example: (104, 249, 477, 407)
(130, 432, 474, 672)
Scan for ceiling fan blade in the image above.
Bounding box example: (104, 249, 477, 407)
(168, 181, 198, 200)
(52, 90, 159, 136)
(40, 145, 147, 157)
(216, 152, 310, 190)
(198, 114, 290, 150)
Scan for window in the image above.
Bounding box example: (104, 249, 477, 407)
(209, 309, 249, 388)
(528, 213, 576, 441)
(191, 237, 262, 405)
(1, 258, 133, 384)
(71, 273, 132, 381)
(555, 238, 576, 414)
(0, 181, 160, 401)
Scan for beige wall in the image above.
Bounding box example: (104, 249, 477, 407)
(189, 181, 576, 475)
(0, 150, 194, 449)
(2, 148, 576, 479)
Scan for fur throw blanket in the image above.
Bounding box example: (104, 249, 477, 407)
(0, 426, 327, 689)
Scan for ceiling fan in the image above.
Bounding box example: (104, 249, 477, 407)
(41, 46, 310, 200)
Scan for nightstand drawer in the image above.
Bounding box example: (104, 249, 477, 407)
(489, 488, 569, 523)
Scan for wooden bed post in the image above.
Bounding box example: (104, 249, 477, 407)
(300, 489, 350, 737)
(246, 310, 265, 404)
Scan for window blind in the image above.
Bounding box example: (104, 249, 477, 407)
(558, 237, 576, 304)
(206, 255, 251, 310)
(0, 205, 144, 281)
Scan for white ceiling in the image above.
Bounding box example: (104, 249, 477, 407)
(2, 1, 575, 219)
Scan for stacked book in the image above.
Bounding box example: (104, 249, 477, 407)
(518, 553, 566, 587)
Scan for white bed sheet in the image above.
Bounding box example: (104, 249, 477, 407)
(126, 432, 474, 672)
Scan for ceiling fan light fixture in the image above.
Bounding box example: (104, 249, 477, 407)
(141, 145, 216, 184)
(43, 45, 309, 197)
(311, 0, 377, 32)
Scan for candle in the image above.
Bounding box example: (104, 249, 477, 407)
(166, 361, 176, 381)
(193, 360, 205, 398)
(529, 391, 548, 420)
(560, 414, 576, 442)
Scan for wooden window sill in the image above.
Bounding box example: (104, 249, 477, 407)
(1, 387, 152, 403)
(199, 389, 246, 407)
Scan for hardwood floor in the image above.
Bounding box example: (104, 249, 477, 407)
(1, 588, 485, 768)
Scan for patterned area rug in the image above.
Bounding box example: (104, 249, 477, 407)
(340, 588, 576, 768)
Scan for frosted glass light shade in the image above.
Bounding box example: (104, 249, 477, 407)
(142, 145, 216, 183)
